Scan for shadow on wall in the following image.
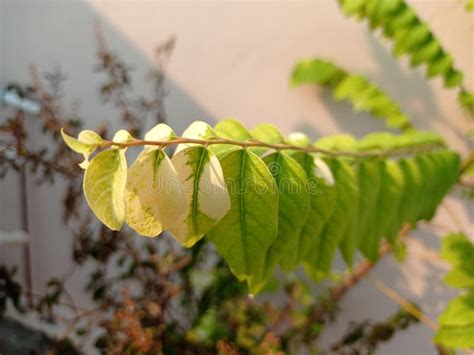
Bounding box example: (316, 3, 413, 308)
(0, 0, 215, 304)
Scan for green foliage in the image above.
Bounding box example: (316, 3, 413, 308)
(467, 0, 474, 11)
(440, 233, 474, 289)
(435, 233, 474, 349)
(337, 0, 474, 116)
(208, 148, 279, 291)
(62, 120, 461, 294)
(291, 59, 412, 130)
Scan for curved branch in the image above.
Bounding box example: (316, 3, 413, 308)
(98, 136, 445, 159)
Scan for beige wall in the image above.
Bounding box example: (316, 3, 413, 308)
(0, 1, 472, 353)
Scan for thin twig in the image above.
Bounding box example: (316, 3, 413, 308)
(94, 136, 444, 159)
(370, 278, 438, 331)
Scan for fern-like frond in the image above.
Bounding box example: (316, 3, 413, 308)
(291, 58, 413, 131)
(62, 121, 461, 294)
(338, 0, 474, 117)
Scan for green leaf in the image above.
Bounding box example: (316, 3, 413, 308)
(83, 149, 127, 230)
(337, 160, 360, 266)
(440, 233, 474, 289)
(410, 39, 440, 66)
(436, 235, 474, 349)
(444, 269, 474, 289)
(315, 134, 358, 151)
(467, 0, 474, 11)
(444, 68, 463, 88)
(293, 155, 337, 265)
(125, 149, 185, 237)
(251, 124, 284, 144)
(374, 160, 405, 244)
(427, 54, 453, 78)
(291, 59, 346, 87)
(393, 23, 430, 57)
(207, 149, 278, 292)
(425, 151, 460, 220)
(291, 61, 413, 131)
(337, 0, 472, 118)
(170, 146, 230, 247)
(312, 158, 357, 276)
(441, 233, 474, 266)
(434, 322, 474, 349)
(248, 152, 310, 293)
(439, 292, 474, 326)
(358, 130, 445, 151)
(250, 123, 284, 155)
(210, 119, 252, 158)
(459, 90, 474, 116)
(356, 159, 383, 261)
(398, 158, 424, 225)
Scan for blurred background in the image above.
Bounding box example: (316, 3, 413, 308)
(0, 1, 472, 354)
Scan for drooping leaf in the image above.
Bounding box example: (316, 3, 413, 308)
(336, 159, 360, 266)
(311, 158, 357, 277)
(170, 146, 230, 247)
(122, 124, 179, 237)
(207, 149, 278, 292)
(125, 123, 182, 236)
(293, 154, 337, 268)
(83, 149, 127, 230)
(373, 160, 405, 245)
(426, 151, 461, 219)
(125, 149, 185, 237)
(356, 159, 383, 261)
(248, 152, 310, 293)
(398, 157, 424, 226)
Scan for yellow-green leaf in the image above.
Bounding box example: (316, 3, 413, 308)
(175, 121, 217, 154)
(125, 149, 185, 237)
(83, 149, 127, 230)
(170, 146, 230, 247)
(207, 149, 278, 292)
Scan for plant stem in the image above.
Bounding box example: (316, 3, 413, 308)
(99, 137, 444, 159)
